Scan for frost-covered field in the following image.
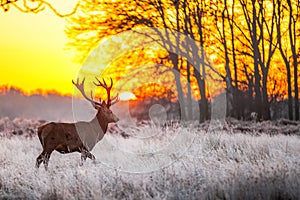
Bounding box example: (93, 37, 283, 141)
(1, 118, 300, 199)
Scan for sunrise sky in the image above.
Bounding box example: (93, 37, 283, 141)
(0, 1, 80, 95)
(0, 0, 295, 101)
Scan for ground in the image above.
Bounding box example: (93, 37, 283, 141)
(0, 118, 300, 199)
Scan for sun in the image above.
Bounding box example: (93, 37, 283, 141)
(119, 92, 137, 101)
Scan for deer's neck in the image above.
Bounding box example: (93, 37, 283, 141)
(90, 115, 108, 134)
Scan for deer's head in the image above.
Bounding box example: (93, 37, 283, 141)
(95, 101, 119, 123)
(72, 77, 119, 123)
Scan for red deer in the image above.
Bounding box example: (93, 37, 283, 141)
(36, 77, 119, 170)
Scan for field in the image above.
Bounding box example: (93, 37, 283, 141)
(1, 118, 300, 199)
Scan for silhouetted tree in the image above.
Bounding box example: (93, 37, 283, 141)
(67, 0, 213, 122)
(238, 0, 278, 120)
(276, 0, 293, 120)
(0, 0, 78, 17)
(287, 0, 300, 120)
(66, 0, 297, 122)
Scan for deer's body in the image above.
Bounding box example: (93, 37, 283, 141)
(38, 122, 83, 154)
(36, 77, 119, 170)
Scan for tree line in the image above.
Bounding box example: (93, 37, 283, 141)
(11, 0, 294, 122)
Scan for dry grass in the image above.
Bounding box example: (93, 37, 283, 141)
(0, 120, 300, 199)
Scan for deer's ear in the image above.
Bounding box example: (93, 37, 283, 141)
(92, 102, 99, 110)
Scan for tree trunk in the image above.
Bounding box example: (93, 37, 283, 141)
(169, 53, 186, 120)
(187, 61, 192, 120)
(199, 57, 208, 122)
(287, 0, 299, 120)
(193, 68, 207, 122)
(252, 8, 263, 120)
(230, 0, 240, 119)
(222, 0, 234, 117)
(285, 62, 293, 120)
(276, 0, 293, 120)
(262, 73, 270, 120)
(294, 62, 299, 120)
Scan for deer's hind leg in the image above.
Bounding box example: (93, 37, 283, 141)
(36, 150, 46, 168)
(43, 151, 53, 171)
(36, 148, 53, 170)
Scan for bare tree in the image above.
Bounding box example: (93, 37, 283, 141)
(276, 0, 293, 120)
(287, 0, 300, 120)
(238, 0, 278, 120)
(67, 0, 212, 122)
(1, 0, 79, 17)
(66, 0, 296, 122)
(275, 0, 300, 121)
(181, 0, 210, 122)
(211, 0, 235, 117)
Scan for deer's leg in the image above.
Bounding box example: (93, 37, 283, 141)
(43, 151, 53, 171)
(81, 149, 88, 161)
(80, 148, 95, 165)
(86, 151, 95, 160)
(36, 151, 46, 168)
(80, 149, 88, 166)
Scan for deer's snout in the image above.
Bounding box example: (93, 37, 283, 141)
(114, 116, 119, 122)
(111, 113, 119, 122)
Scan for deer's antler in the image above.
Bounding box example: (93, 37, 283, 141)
(72, 78, 102, 108)
(94, 77, 119, 108)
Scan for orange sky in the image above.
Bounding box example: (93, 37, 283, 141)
(0, 1, 80, 95)
(0, 1, 293, 101)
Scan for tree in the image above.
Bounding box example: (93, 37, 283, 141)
(67, 0, 213, 122)
(211, 0, 235, 117)
(1, 0, 79, 17)
(275, 0, 300, 121)
(276, 0, 293, 120)
(237, 0, 278, 120)
(287, 0, 300, 120)
(67, 0, 296, 122)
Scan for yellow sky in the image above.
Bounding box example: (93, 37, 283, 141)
(0, 2, 80, 95)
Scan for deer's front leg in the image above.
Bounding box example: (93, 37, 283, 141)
(80, 148, 95, 164)
(80, 149, 88, 165)
(88, 152, 96, 164)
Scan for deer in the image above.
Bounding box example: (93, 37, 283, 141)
(36, 77, 119, 170)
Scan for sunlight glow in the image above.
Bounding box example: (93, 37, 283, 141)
(119, 92, 137, 101)
(0, 2, 80, 95)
